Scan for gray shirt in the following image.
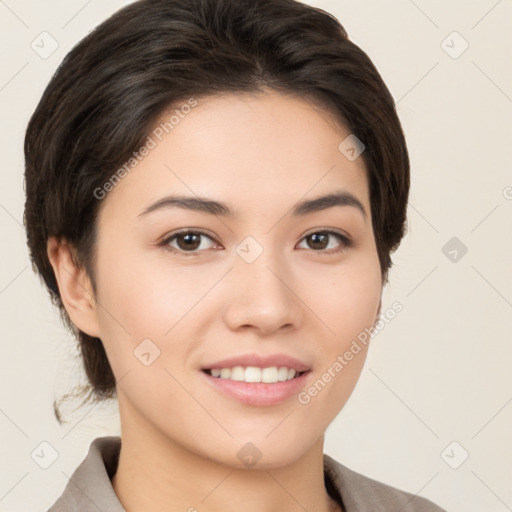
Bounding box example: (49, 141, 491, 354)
(46, 436, 446, 511)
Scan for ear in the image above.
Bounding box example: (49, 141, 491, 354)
(47, 236, 101, 338)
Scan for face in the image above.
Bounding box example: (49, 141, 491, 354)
(87, 91, 382, 468)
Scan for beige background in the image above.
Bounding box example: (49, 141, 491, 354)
(1, 1, 511, 510)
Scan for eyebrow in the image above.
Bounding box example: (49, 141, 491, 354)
(137, 190, 367, 221)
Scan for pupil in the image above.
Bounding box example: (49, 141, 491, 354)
(178, 233, 200, 250)
(309, 233, 327, 250)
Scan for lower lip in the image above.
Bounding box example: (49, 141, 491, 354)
(200, 370, 311, 406)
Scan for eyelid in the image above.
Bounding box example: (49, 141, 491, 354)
(160, 227, 218, 241)
(297, 228, 352, 255)
(158, 228, 219, 254)
(302, 226, 351, 241)
(159, 227, 352, 256)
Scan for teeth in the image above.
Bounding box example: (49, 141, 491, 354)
(261, 367, 278, 383)
(245, 366, 262, 382)
(230, 366, 245, 381)
(208, 366, 300, 383)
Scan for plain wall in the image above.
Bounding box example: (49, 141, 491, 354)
(0, 1, 510, 511)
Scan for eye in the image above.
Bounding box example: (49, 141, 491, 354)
(160, 229, 219, 257)
(297, 230, 352, 254)
(159, 228, 352, 257)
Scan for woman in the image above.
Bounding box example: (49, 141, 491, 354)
(24, 0, 446, 510)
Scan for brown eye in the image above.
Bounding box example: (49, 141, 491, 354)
(298, 230, 351, 254)
(174, 233, 202, 251)
(306, 232, 330, 250)
(161, 230, 218, 256)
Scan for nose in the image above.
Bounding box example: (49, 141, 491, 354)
(222, 251, 303, 335)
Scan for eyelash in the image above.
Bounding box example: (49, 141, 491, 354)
(158, 228, 352, 257)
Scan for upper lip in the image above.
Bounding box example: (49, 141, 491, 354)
(202, 353, 311, 373)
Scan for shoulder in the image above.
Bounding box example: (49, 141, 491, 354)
(46, 436, 124, 512)
(323, 453, 447, 512)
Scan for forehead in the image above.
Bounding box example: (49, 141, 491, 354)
(97, 90, 370, 223)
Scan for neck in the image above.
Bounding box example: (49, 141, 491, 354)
(111, 404, 340, 512)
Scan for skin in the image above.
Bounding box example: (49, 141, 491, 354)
(48, 90, 383, 512)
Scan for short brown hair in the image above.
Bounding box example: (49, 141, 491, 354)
(24, 0, 410, 423)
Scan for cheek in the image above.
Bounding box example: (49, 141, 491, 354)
(94, 246, 178, 331)
(309, 257, 382, 344)
(298, 255, 380, 406)
(296, 263, 380, 428)
(93, 246, 221, 366)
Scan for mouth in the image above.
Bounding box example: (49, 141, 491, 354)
(202, 366, 309, 383)
(200, 366, 312, 406)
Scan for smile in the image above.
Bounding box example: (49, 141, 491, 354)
(203, 366, 306, 383)
(201, 368, 312, 406)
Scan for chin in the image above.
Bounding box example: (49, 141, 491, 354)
(196, 428, 320, 470)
